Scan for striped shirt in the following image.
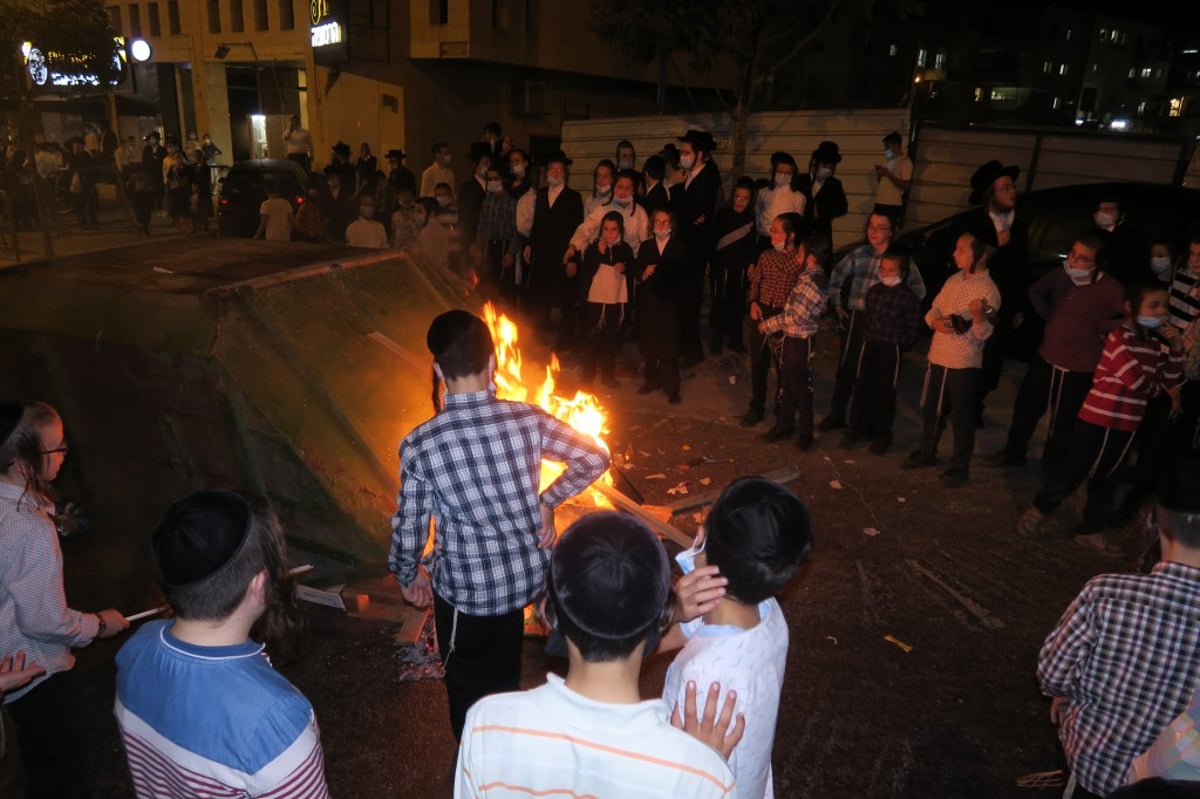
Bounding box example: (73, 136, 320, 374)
(455, 674, 735, 799)
(0, 482, 99, 703)
(828, 243, 927, 312)
(115, 621, 329, 798)
(1168, 267, 1200, 331)
(1038, 562, 1200, 796)
(389, 390, 610, 616)
(760, 265, 828, 339)
(750, 249, 804, 309)
(924, 268, 1002, 369)
(1077, 324, 1185, 432)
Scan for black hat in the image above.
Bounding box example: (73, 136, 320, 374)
(542, 149, 573, 167)
(468, 141, 492, 163)
(0, 402, 23, 450)
(145, 131, 161, 141)
(1158, 457, 1200, 514)
(678, 129, 717, 152)
(883, 131, 903, 145)
(550, 511, 670, 641)
(333, 141, 352, 155)
(385, 149, 406, 160)
(969, 160, 1020, 205)
(812, 140, 842, 164)
(152, 490, 254, 588)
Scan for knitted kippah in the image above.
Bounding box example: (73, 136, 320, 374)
(152, 490, 253, 587)
(550, 512, 670, 641)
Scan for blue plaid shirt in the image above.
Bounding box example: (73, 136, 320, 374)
(389, 390, 610, 615)
(829, 244, 927, 312)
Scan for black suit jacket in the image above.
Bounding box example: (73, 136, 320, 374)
(671, 162, 721, 254)
(457, 178, 487, 245)
(641, 182, 670, 214)
(529, 186, 584, 289)
(795, 173, 848, 244)
(634, 236, 688, 301)
(958, 207, 1030, 313)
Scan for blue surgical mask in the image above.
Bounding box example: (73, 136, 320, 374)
(618, 158, 634, 171)
(679, 154, 695, 170)
(674, 534, 706, 575)
(774, 173, 791, 188)
(817, 166, 833, 180)
(1137, 314, 1164, 329)
(613, 195, 632, 207)
(1064, 263, 1093, 284)
(1151, 256, 1172, 274)
(884, 147, 895, 160)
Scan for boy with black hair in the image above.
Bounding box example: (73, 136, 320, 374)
(1039, 457, 1200, 799)
(456, 511, 741, 799)
(662, 477, 814, 799)
(390, 310, 610, 741)
(114, 489, 328, 798)
(846, 246, 924, 454)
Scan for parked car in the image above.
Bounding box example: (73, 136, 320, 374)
(217, 159, 308, 238)
(836, 182, 1200, 360)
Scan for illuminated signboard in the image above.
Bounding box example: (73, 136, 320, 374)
(310, 0, 348, 64)
(24, 36, 134, 89)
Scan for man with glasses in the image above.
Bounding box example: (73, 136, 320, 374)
(985, 233, 1125, 470)
(819, 213, 926, 432)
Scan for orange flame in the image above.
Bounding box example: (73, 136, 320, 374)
(482, 302, 613, 499)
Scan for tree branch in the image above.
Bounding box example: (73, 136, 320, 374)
(754, 0, 847, 88)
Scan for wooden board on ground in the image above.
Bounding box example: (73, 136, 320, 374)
(341, 575, 431, 646)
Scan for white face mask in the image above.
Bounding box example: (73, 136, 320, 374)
(654, 228, 671, 240)
(613, 195, 632, 207)
(510, 163, 526, 178)
(1151, 255, 1172, 274)
(679, 153, 695, 170)
(618, 158, 634, 170)
(547, 176, 564, 187)
(774, 173, 791, 188)
(486, 180, 502, 193)
(436, 195, 451, 207)
(1064, 262, 1093, 285)
(772, 240, 788, 252)
(595, 185, 612, 197)
(674, 534, 706, 575)
(817, 166, 833, 180)
(880, 275, 902, 287)
(883, 148, 895, 160)
(1094, 211, 1117, 229)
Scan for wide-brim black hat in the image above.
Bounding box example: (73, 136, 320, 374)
(678, 129, 718, 152)
(812, 140, 842, 164)
(385, 149, 406, 160)
(332, 141, 352, 155)
(542, 149, 573, 167)
(969, 160, 1020, 205)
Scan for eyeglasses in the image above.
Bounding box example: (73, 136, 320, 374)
(41, 443, 68, 456)
(1067, 250, 1096, 265)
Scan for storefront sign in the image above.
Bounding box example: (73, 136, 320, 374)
(23, 37, 134, 90)
(311, 20, 343, 48)
(310, 0, 348, 64)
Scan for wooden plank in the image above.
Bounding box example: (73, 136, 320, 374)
(592, 482, 692, 549)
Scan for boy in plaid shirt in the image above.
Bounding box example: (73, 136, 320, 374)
(389, 310, 610, 741)
(845, 247, 924, 454)
(758, 233, 831, 450)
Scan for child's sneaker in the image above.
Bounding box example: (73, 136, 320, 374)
(1017, 506, 1046, 538)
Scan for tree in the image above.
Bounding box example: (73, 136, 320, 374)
(588, 0, 895, 174)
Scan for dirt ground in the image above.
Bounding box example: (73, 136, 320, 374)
(41, 333, 1144, 798)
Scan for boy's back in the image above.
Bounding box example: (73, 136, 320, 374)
(664, 598, 789, 799)
(260, 196, 293, 242)
(457, 675, 734, 799)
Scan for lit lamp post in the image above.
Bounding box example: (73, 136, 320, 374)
(909, 66, 946, 155)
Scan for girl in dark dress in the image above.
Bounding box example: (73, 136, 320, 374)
(579, 211, 633, 387)
(634, 208, 688, 404)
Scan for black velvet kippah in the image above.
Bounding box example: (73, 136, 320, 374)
(1158, 457, 1200, 515)
(0, 402, 24, 450)
(152, 490, 253, 587)
(550, 511, 669, 640)
(426, 309, 481, 357)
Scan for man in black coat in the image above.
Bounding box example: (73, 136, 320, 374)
(960, 160, 1031, 426)
(671, 129, 722, 366)
(794, 141, 848, 247)
(458, 143, 492, 269)
(1091, 190, 1149, 286)
(524, 151, 584, 348)
(142, 131, 167, 212)
(386, 149, 417, 196)
(639, 154, 671, 214)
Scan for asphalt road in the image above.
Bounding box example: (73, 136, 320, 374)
(51, 330, 1132, 798)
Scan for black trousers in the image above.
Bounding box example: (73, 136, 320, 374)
(641, 293, 682, 399)
(850, 341, 902, 446)
(776, 336, 815, 440)
(1002, 357, 1093, 470)
(748, 306, 783, 414)
(1118, 395, 1176, 515)
(709, 262, 746, 351)
(1033, 420, 1136, 533)
(679, 264, 706, 363)
(7, 670, 88, 799)
(828, 310, 867, 423)
(434, 594, 525, 742)
(976, 306, 1015, 410)
(581, 301, 624, 383)
(917, 364, 980, 472)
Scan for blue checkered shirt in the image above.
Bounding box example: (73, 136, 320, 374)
(1037, 562, 1200, 795)
(389, 390, 610, 616)
(828, 244, 926, 311)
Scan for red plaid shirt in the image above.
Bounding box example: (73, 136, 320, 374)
(750, 249, 803, 309)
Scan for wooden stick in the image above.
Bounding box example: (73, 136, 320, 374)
(124, 606, 168, 623)
(592, 482, 693, 548)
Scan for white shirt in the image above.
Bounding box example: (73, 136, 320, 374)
(925, 268, 1002, 369)
(259, 197, 293, 242)
(516, 190, 536, 238)
(875, 153, 913, 206)
(455, 673, 734, 799)
(664, 598, 789, 799)
(345, 218, 389, 249)
(421, 163, 456, 199)
(755, 185, 807, 237)
(584, 189, 614, 216)
(283, 127, 312, 156)
(571, 200, 649, 254)
(989, 208, 1015, 234)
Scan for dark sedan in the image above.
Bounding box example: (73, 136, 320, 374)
(216, 159, 309, 238)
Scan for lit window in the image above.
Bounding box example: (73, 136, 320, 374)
(1053, 96, 1061, 109)
(1059, 63, 1067, 76)
(889, 43, 897, 57)
(1043, 60, 1052, 73)
(1092, 63, 1098, 73)
(1141, 67, 1152, 78)
(973, 87, 982, 102)
(1128, 68, 1135, 78)
(1138, 101, 1147, 115)
(1169, 97, 1183, 118)
(1099, 27, 1107, 40)
(1110, 29, 1118, 42)
(1066, 28, 1072, 40)
(917, 47, 927, 66)
(1155, 68, 1163, 78)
